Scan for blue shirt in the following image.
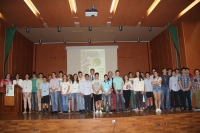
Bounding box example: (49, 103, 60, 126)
(144, 78, 153, 92)
(113, 77, 123, 90)
(102, 81, 111, 94)
(40, 82, 50, 96)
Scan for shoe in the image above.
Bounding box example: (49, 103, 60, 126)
(28, 111, 31, 114)
(158, 109, 162, 112)
(155, 109, 158, 112)
(134, 108, 139, 112)
(95, 110, 99, 114)
(99, 110, 102, 114)
(170, 108, 174, 111)
(58, 111, 62, 114)
(45, 111, 48, 114)
(23, 111, 27, 114)
(140, 109, 143, 111)
(189, 108, 192, 111)
(116, 110, 120, 113)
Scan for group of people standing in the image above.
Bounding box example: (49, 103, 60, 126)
(1, 67, 200, 114)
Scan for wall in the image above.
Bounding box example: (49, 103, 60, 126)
(8, 31, 34, 78)
(35, 42, 150, 76)
(178, 21, 200, 73)
(0, 23, 5, 79)
(150, 29, 176, 73)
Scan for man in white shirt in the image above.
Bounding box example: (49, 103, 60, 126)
(78, 71, 85, 113)
(57, 71, 63, 113)
(92, 73, 102, 114)
(89, 68, 95, 111)
(80, 74, 93, 114)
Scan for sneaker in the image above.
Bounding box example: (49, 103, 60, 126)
(116, 110, 120, 113)
(158, 109, 162, 112)
(140, 108, 143, 111)
(170, 108, 174, 111)
(95, 110, 99, 114)
(99, 110, 102, 114)
(134, 108, 139, 111)
(155, 109, 158, 112)
(23, 111, 27, 114)
(58, 111, 62, 114)
(28, 111, 31, 114)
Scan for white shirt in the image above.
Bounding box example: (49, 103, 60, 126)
(22, 80, 32, 93)
(92, 79, 102, 94)
(60, 81, 70, 94)
(133, 78, 144, 91)
(80, 80, 93, 95)
(129, 78, 134, 90)
(153, 77, 162, 87)
(123, 81, 132, 90)
(71, 81, 80, 93)
(169, 76, 180, 91)
(144, 78, 153, 92)
(13, 79, 23, 88)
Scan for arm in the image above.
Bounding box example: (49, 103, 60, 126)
(187, 81, 191, 91)
(92, 84, 97, 94)
(178, 81, 184, 91)
(67, 85, 70, 94)
(40, 88, 42, 98)
(29, 81, 32, 93)
(36, 79, 40, 89)
(169, 78, 172, 91)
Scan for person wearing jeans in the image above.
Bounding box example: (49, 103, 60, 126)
(113, 70, 125, 112)
(71, 74, 80, 112)
(60, 74, 70, 114)
(78, 71, 85, 112)
(31, 72, 38, 113)
(134, 70, 144, 111)
(57, 71, 63, 113)
(36, 73, 43, 113)
(160, 68, 170, 110)
(50, 72, 59, 114)
(178, 67, 192, 110)
(128, 72, 136, 110)
(102, 74, 111, 112)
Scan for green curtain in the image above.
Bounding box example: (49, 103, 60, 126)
(168, 26, 180, 54)
(4, 25, 17, 64)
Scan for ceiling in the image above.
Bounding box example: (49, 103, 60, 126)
(0, 0, 200, 43)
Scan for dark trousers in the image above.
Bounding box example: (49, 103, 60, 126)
(135, 91, 143, 109)
(91, 93, 94, 111)
(84, 95, 91, 113)
(123, 90, 130, 109)
(171, 90, 179, 108)
(183, 90, 192, 108)
(178, 90, 184, 108)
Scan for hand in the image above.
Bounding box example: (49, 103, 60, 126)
(105, 93, 108, 96)
(90, 94, 93, 97)
(28, 93, 31, 97)
(170, 89, 171, 92)
(96, 91, 99, 94)
(40, 95, 43, 98)
(142, 91, 144, 94)
(120, 91, 123, 94)
(134, 91, 136, 95)
(82, 94, 84, 98)
(116, 91, 119, 94)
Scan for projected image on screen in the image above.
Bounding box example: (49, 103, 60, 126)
(81, 49, 105, 80)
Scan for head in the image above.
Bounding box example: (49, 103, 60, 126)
(145, 72, 150, 79)
(85, 74, 89, 80)
(38, 73, 43, 79)
(141, 72, 144, 78)
(90, 68, 95, 75)
(153, 71, 159, 78)
(175, 68, 179, 75)
(162, 68, 167, 75)
(63, 74, 68, 81)
(172, 70, 176, 77)
(115, 70, 120, 77)
(68, 74, 73, 81)
(52, 72, 56, 78)
(128, 72, 133, 78)
(123, 75, 129, 82)
(78, 71, 82, 78)
(167, 68, 172, 75)
(42, 76, 47, 83)
(95, 72, 99, 80)
(15, 73, 20, 80)
(185, 67, 190, 74)
(73, 74, 79, 83)
(194, 69, 200, 76)
(104, 74, 108, 82)
(48, 74, 52, 80)
(135, 70, 143, 81)
(32, 72, 36, 78)
(5, 73, 11, 80)
(108, 71, 113, 78)
(181, 67, 186, 75)
(152, 68, 156, 74)
(59, 71, 63, 78)
(25, 73, 29, 80)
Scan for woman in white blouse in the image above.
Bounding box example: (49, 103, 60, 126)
(133, 71, 144, 111)
(22, 74, 32, 114)
(13, 73, 23, 88)
(151, 71, 162, 112)
(123, 75, 131, 112)
(71, 74, 80, 112)
(60, 74, 70, 114)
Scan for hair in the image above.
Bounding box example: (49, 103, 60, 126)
(48, 74, 52, 77)
(15, 73, 20, 79)
(95, 72, 99, 76)
(25, 73, 29, 79)
(85, 74, 89, 77)
(62, 74, 68, 82)
(162, 68, 167, 70)
(167, 68, 172, 71)
(135, 70, 143, 81)
(52, 72, 56, 75)
(123, 75, 129, 83)
(152, 68, 156, 71)
(153, 71, 159, 78)
(128, 72, 133, 76)
(172, 70, 176, 73)
(68, 74, 73, 80)
(39, 73, 43, 75)
(185, 67, 190, 70)
(104, 74, 108, 82)
(42, 76, 47, 79)
(175, 68, 179, 71)
(78, 71, 82, 74)
(115, 70, 120, 73)
(72, 74, 79, 83)
(59, 71, 63, 74)
(5, 73, 12, 80)
(181, 67, 186, 71)
(194, 69, 200, 74)
(145, 72, 150, 75)
(32, 72, 37, 76)
(90, 68, 95, 72)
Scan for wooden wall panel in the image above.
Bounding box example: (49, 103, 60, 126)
(35, 43, 150, 77)
(150, 29, 176, 73)
(0, 23, 5, 79)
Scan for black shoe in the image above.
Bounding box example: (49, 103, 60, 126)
(51, 111, 55, 114)
(189, 108, 192, 111)
(45, 111, 48, 114)
(54, 111, 58, 114)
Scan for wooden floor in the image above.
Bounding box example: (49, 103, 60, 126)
(0, 110, 200, 133)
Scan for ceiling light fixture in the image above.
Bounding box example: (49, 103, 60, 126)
(169, 0, 200, 24)
(57, 27, 61, 32)
(24, 0, 40, 17)
(114, 38, 117, 43)
(110, 0, 119, 13)
(69, 0, 77, 13)
(137, 38, 140, 42)
(89, 26, 92, 31)
(88, 38, 91, 43)
(148, 26, 152, 31)
(146, 0, 161, 16)
(119, 26, 122, 31)
(39, 39, 42, 44)
(26, 28, 30, 33)
(63, 39, 66, 43)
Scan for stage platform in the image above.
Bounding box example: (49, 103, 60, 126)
(0, 110, 200, 133)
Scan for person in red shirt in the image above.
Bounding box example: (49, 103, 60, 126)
(0, 73, 13, 92)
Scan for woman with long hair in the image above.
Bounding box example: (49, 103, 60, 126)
(67, 74, 73, 112)
(123, 75, 131, 112)
(133, 71, 144, 111)
(13, 73, 23, 88)
(0, 73, 12, 92)
(151, 71, 162, 112)
(71, 74, 80, 113)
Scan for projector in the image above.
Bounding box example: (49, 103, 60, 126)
(85, 5, 98, 17)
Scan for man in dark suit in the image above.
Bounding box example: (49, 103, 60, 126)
(89, 68, 95, 111)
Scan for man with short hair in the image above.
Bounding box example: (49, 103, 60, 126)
(167, 68, 172, 77)
(113, 70, 124, 112)
(160, 68, 170, 110)
(58, 71, 63, 113)
(31, 72, 38, 113)
(178, 68, 192, 110)
(40, 76, 50, 114)
(185, 67, 193, 107)
(89, 68, 95, 111)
